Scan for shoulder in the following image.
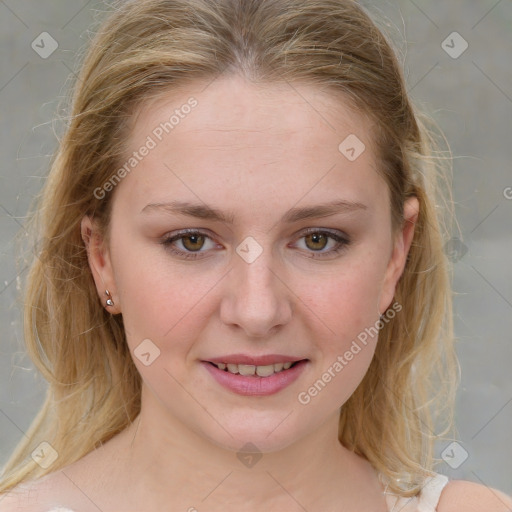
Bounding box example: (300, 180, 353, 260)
(0, 472, 75, 512)
(0, 495, 72, 512)
(438, 479, 512, 512)
(0, 484, 40, 512)
(0, 442, 118, 512)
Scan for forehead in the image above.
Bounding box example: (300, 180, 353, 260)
(116, 74, 385, 215)
(130, 74, 375, 151)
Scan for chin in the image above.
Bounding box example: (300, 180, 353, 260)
(194, 410, 312, 456)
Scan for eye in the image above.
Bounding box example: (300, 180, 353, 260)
(160, 229, 219, 260)
(293, 228, 350, 258)
(160, 228, 351, 260)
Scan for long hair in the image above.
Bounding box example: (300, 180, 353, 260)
(0, 0, 457, 497)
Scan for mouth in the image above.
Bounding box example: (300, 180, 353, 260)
(201, 358, 309, 396)
(206, 360, 303, 377)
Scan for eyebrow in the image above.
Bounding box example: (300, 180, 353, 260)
(141, 199, 367, 224)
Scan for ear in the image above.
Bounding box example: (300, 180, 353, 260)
(378, 196, 419, 314)
(81, 215, 121, 314)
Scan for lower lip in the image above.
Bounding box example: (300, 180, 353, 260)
(201, 360, 309, 396)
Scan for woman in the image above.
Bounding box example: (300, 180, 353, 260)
(1, 0, 511, 510)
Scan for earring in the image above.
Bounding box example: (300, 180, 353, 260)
(105, 290, 114, 307)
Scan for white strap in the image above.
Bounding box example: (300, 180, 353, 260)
(383, 473, 449, 512)
(417, 474, 449, 512)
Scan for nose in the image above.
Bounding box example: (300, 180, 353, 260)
(219, 246, 293, 339)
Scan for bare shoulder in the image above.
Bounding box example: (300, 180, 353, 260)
(438, 479, 512, 512)
(0, 471, 76, 512)
(0, 491, 25, 512)
(0, 438, 127, 512)
(0, 431, 131, 512)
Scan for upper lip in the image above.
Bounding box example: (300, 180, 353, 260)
(205, 354, 307, 366)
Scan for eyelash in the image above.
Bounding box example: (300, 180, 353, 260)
(160, 228, 351, 260)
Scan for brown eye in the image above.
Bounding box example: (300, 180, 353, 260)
(181, 234, 206, 252)
(304, 233, 329, 251)
(161, 229, 218, 260)
(293, 229, 351, 259)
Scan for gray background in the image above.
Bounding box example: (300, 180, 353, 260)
(1, 0, 511, 497)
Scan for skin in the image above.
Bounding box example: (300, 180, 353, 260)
(83, 74, 414, 511)
(87, 75, 409, 510)
(3, 75, 510, 511)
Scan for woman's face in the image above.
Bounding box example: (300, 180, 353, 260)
(84, 74, 417, 453)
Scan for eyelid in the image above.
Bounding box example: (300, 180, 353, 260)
(298, 226, 349, 238)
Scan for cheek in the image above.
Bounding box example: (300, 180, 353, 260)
(109, 231, 218, 353)
(305, 249, 388, 342)
(293, 250, 389, 404)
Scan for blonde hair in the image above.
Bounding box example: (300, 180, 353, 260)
(1, 0, 457, 497)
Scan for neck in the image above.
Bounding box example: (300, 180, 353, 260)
(108, 387, 385, 511)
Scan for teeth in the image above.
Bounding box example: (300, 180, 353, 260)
(216, 361, 297, 376)
(256, 364, 275, 377)
(227, 363, 238, 374)
(238, 364, 255, 376)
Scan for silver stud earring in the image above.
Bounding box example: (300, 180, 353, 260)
(105, 290, 114, 307)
